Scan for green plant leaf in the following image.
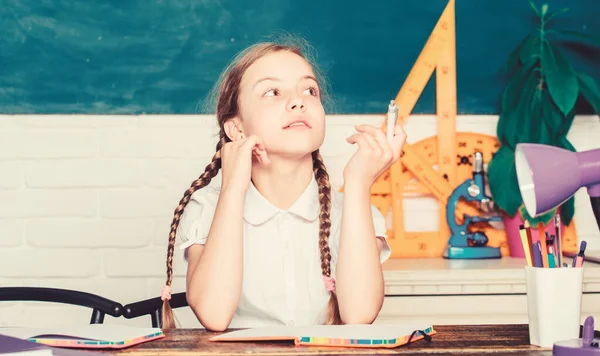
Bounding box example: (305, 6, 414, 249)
(556, 108, 576, 143)
(541, 40, 579, 116)
(529, 0, 540, 17)
(525, 87, 542, 142)
(530, 89, 554, 145)
(540, 90, 564, 144)
(519, 204, 557, 226)
(519, 83, 553, 145)
(506, 35, 531, 73)
(541, 88, 576, 140)
(487, 145, 522, 217)
(546, 8, 569, 23)
(501, 61, 535, 112)
(497, 63, 536, 146)
(506, 71, 538, 146)
(497, 111, 514, 147)
(557, 30, 600, 48)
(541, 4, 549, 17)
(557, 135, 576, 152)
(577, 73, 600, 114)
(520, 35, 541, 65)
(538, 121, 554, 146)
(560, 195, 576, 226)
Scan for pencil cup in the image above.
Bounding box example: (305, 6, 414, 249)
(525, 266, 584, 348)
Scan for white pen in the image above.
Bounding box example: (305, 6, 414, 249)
(387, 100, 398, 143)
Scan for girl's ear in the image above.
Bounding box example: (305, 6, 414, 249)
(224, 118, 245, 141)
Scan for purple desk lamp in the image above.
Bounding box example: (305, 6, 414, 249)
(515, 143, 600, 233)
(515, 143, 600, 355)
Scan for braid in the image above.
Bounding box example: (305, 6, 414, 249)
(312, 150, 342, 325)
(161, 134, 227, 329)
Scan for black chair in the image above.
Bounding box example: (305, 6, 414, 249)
(0, 287, 123, 324)
(123, 292, 188, 328)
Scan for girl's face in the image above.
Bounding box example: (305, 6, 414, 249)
(234, 51, 326, 158)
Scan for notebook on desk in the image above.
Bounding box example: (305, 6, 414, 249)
(210, 323, 436, 349)
(0, 325, 164, 349)
(0, 334, 109, 355)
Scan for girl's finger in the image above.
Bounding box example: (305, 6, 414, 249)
(354, 127, 382, 155)
(252, 149, 264, 165)
(240, 134, 262, 152)
(230, 137, 246, 151)
(356, 124, 391, 157)
(391, 124, 408, 159)
(346, 133, 371, 152)
(354, 124, 380, 133)
(239, 135, 264, 158)
(253, 147, 270, 166)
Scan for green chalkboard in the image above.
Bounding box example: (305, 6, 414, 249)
(1, 0, 599, 114)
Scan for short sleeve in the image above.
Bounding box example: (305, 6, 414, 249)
(328, 191, 392, 270)
(371, 204, 392, 263)
(177, 186, 219, 252)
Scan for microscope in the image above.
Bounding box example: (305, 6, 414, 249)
(443, 151, 503, 259)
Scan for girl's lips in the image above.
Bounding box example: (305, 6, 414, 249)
(282, 119, 311, 129)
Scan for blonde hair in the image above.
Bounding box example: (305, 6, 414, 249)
(162, 35, 340, 328)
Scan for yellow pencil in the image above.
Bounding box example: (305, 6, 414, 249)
(518, 224, 533, 267)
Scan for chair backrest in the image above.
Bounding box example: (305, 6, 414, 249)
(0, 287, 123, 324)
(123, 292, 187, 328)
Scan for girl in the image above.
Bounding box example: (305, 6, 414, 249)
(160, 37, 407, 331)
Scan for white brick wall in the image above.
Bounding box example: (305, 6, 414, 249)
(0, 114, 599, 328)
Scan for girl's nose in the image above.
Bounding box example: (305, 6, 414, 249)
(287, 96, 306, 111)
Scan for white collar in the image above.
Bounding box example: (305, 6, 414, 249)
(243, 175, 319, 225)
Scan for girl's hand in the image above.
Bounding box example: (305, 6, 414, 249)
(220, 135, 270, 195)
(343, 123, 407, 188)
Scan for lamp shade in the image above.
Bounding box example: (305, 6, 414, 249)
(515, 143, 600, 217)
(515, 144, 579, 216)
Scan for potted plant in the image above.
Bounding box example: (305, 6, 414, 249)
(487, 1, 600, 256)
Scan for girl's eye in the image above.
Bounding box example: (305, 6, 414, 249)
(263, 88, 280, 97)
(303, 86, 319, 96)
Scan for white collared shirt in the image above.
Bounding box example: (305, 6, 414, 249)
(177, 176, 391, 328)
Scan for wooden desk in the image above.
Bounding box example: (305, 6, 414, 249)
(108, 325, 552, 355)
